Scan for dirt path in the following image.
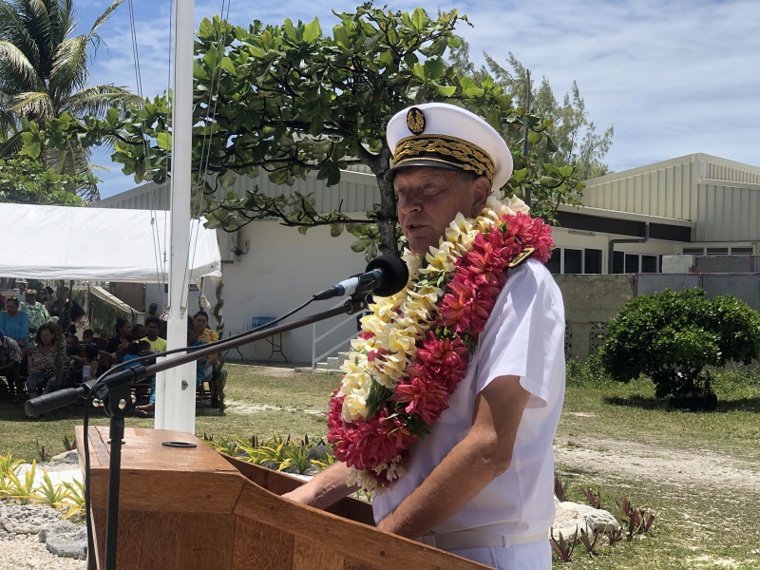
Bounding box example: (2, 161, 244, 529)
(554, 435, 760, 495)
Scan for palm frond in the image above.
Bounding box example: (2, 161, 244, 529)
(0, 3, 41, 68)
(22, 0, 54, 73)
(0, 40, 44, 93)
(63, 85, 142, 117)
(9, 91, 54, 120)
(49, 35, 89, 96)
(0, 130, 23, 158)
(87, 0, 124, 52)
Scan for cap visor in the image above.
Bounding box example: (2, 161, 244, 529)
(384, 160, 464, 183)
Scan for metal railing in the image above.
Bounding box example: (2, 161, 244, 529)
(311, 300, 367, 369)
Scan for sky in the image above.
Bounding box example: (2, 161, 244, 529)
(72, 0, 760, 198)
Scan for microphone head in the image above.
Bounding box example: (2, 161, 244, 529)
(365, 254, 410, 297)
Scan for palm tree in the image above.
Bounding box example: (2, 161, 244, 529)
(0, 0, 141, 200)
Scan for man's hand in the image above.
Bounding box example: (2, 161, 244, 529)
(281, 462, 358, 510)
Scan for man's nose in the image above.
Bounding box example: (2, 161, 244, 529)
(397, 193, 422, 213)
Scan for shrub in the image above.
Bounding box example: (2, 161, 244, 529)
(599, 289, 760, 399)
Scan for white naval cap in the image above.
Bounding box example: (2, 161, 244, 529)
(385, 102, 513, 190)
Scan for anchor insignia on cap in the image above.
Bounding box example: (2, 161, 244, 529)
(406, 107, 426, 135)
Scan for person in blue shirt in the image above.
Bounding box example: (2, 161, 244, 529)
(0, 298, 30, 351)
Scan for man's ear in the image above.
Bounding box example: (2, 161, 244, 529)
(471, 176, 491, 215)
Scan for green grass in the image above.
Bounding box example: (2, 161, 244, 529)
(2, 360, 759, 568)
(0, 364, 339, 461)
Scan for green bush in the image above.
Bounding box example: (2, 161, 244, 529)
(599, 289, 760, 399)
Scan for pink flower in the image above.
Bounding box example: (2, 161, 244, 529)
(329, 406, 418, 470)
(394, 375, 451, 425)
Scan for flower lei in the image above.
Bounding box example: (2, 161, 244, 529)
(326, 196, 554, 492)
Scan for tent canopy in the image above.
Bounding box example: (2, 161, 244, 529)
(0, 203, 221, 282)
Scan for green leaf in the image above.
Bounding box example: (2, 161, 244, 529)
(333, 24, 350, 48)
(218, 170, 237, 188)
(411, 7, 426, 31)
(303, 18, 322, 43)
(156, 132, 172, 151)
(435, 84, 457, 96)
(220, 56, 236, 75)
(330, 223, 344, 237)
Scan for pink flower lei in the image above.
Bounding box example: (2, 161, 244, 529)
(327, 206, 554, 491)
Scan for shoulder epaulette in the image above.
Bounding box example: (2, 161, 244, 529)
(508, 247, 535, 269)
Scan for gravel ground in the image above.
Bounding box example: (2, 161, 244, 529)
(0, 534, 85, 570)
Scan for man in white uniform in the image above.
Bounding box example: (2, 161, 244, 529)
(284, 103, 565, 570)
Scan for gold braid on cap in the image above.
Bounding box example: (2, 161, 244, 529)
(392, 134, 495, 181)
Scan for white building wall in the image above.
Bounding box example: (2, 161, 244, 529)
(221, 219, 367, 364)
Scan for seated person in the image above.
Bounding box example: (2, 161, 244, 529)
(21, 289, 50, 344)
(135, 328, 205, 417)
(141, 316, 167, 353)
(107, 318, 132, 363)
(26, 322, 59, 396)
(82, 329, 95, 345)
(0, 297, 30, 352)
(193, 310, 227, 409)
(66, 333, 85, 385)
(130, 323, 146, 343)
(123, 340, 151, 368)
(81, 344, 100, 383)
(0, 332, 23, 400)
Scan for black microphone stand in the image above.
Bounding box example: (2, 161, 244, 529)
(28, 295, 368, 570)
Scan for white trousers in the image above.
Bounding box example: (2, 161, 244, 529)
(449, 539, 551, 570)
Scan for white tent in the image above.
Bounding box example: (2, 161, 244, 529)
(0, 203, 221, 282)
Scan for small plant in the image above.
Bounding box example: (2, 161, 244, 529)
(212, 435, 242, 457)
(36, 440, 49, 462)
(278, 443, 313, 475)
(606, 526, 624, 547)
(34, 471, 68, 510)
(580, 484, 603, 509)
(618, 497, 656, 541)
(578, 527, 603, 556)
(61, 479, 86, 520)
(0, 452, 23, 479)
(3, 460, 37, 503)
(554, 475, 570, 502)
(62, 435, 76, 451)
(310, 443, 336, 470)
(550, 528, 578, 562)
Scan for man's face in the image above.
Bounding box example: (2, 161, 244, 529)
(146, 322, 160, 339)
(6, 301, 18, 316)
(25, 294, 36, 305)
(394, 168, 487, 254)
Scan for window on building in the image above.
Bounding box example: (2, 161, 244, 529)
(641, 255, 658, 273)
(682, 247, 704, 255)
(584, 249, 603, 274)
(730, 247, 753, 255)
(612, 251, 624, 274)
(706, 247, 729, 255)
(546, 249, 561, 274)
(564, 249, 583, 274)
(624, 254, 639, 273)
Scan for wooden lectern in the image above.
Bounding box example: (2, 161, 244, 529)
(76, 426, 490, 569)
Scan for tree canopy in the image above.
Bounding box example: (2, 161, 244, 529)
(0, 0, 140, 201)
(29, 4, 591, 256)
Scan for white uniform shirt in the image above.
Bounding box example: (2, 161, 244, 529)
(372, 259, 566, 540)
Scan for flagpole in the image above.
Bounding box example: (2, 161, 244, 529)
(156, 0, 195, 432)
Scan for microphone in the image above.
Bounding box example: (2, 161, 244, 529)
(313, 254, 409, 301)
